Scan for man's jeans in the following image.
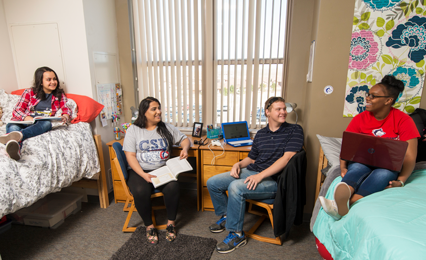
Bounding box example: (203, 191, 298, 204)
(206, 168, 277, 232)
(6, 121, 52, 142)
(342, 162, 399, 197)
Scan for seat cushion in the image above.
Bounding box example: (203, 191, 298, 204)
(252, 198, 275, 204)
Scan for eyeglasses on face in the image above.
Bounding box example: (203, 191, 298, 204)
(365, 93, 391, 99)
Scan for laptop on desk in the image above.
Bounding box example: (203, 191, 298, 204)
(221, 121, 253, 147)
(340, 131, 408, 172)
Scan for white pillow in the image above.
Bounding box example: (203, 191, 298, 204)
(316, 134, 342, 167)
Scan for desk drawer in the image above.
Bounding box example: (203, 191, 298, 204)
(202, 151, 238, 165)
(202, 187, 214, 210)
(240, 152, 249, 160)
(202, 166, 233, 186)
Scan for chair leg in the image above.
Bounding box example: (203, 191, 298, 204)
(122, 202, 137, 232)
(151, 205, 167, 230)
(245, 202, 282, 245)
(123, 197, 132, 212)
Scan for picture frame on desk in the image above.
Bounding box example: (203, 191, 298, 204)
(192, 122, 203, 138)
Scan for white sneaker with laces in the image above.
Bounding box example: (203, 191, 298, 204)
(319, 196, 341, 220)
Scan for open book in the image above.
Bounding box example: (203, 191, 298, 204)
(7, 117, 63, 125)
(150, 157, 193, 188)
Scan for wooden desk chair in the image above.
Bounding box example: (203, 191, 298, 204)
(112, 142, 167, 232)
(245, 197, 281, 245)
(245, 149, 306, 245)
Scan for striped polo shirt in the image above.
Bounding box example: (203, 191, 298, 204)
(247, 122, 304, 179)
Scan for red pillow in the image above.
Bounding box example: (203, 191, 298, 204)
(67, 94, 104, 123)
(11, 89, 25, 95)
(10, 89, 104, 123)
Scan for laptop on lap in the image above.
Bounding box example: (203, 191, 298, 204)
(340, 131, 408, 172)
(221, 121, 253, 147)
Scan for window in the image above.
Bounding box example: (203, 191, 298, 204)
(132, 0, 290, 128)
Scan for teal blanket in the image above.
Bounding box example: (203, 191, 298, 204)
(313, 169, 426, 260)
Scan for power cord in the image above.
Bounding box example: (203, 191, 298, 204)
(208, 140, 225, 165)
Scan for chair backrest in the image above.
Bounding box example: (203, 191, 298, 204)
(112, 142, 129, 181)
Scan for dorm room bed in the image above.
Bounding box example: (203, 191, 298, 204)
(311, 135, 426, 260)
(0, 89, 108, 218)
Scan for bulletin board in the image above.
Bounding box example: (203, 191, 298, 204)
(97, 83, 122, 119)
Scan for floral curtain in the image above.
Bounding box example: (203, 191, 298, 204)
(343, 0, 426, 117)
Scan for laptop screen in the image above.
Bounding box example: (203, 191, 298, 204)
(222, 122, 249, 140)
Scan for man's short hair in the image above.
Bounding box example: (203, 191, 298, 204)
(264, 97, 285, 116)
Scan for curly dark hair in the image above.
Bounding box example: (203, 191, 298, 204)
(31, 67, 65, 101)
(133, 97, 174, 153)
(379, 75, 404, 105)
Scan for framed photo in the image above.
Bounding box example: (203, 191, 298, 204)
(192, 122, 203, 138)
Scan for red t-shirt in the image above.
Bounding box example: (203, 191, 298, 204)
(346, 108, 420, 141)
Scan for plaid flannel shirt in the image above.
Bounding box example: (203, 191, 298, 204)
(11, 88, 71, 121)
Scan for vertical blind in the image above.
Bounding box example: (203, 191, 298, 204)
(132, 0, 289, 128)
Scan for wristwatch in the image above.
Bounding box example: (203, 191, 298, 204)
(396, 180, 405, 187)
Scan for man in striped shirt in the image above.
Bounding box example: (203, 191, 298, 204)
(207, 96, 304, 254)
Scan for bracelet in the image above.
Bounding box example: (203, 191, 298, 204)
(397, 180, 405, 187)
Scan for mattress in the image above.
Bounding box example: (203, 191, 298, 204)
(313, 169, 426, 260)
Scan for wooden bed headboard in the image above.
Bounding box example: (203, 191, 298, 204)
(315, 146, 328, 201)
(71, 134, 109, 208)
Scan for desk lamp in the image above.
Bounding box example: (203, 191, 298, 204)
(285, 102, 298, 124)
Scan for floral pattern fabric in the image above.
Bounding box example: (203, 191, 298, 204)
(0, 90, 100, 217)
(344, 0, 425, 117)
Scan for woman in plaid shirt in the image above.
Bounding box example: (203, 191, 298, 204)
(0, 67, 71, 160)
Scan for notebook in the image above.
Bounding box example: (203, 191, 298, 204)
(221, 121, 253, 147)
(340, 131, 408, 172)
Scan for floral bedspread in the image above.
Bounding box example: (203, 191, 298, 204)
(0, 90, 100, 217)
(0, 122, 100, 217)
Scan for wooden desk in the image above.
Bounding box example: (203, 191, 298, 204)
(199, 139, 251, 211)
(106, 135, 202, 210)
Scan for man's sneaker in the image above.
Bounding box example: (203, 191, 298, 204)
(6, 140, 21, 161)
(216, 231, 247, 254)
(209, 216, 226, 233)
(0, 131, 23, 145)
(318, 196, 341, 220)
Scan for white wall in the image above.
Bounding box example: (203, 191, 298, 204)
(0, 0, 18, 93)
(2, 0, 122, 193)
(3, 0, 93, 97)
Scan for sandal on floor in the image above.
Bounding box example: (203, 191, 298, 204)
(166, 224, 177, 242)
(146, 227, 158, 244)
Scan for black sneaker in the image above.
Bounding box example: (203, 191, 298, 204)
(216, 231, 247, 254)
(209, 216, 226, 233)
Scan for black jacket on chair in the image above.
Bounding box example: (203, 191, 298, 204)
(273, 149, 307, 237)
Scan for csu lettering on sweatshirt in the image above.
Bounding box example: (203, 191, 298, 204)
(138, 138, 169, 165)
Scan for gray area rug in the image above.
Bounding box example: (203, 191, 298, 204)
(110, 226, 217, 260)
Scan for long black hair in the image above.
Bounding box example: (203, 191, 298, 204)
(133, 97, 174, 153)
(31, 66, 65, 101)
(379, 75, 404, 105)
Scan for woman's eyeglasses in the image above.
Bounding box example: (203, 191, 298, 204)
(365, 93, 391, 99)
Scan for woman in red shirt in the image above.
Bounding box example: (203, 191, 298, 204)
(0, 67, 71, 160)
(320, 75, 419, 220)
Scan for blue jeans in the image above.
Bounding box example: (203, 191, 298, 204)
(342, 162, 399, 197)
(6, 121, 52, 142)
(206, 168, 277, 232)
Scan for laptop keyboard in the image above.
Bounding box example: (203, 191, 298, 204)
(229, 140, 252, 145)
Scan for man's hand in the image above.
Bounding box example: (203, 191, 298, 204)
(230, 163, 241, 178)
(244, 173, 263, 190)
